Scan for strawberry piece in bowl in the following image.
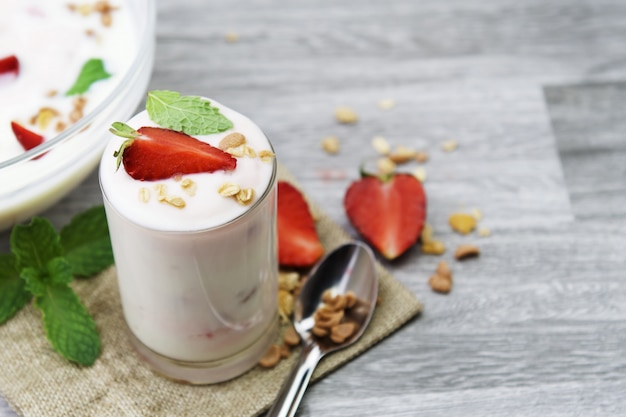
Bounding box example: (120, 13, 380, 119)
(11, 121, 44, 152)
(277, 181, 325, 268)
(0, 55, 19, 76)
(111, 124, 237, 181)
(344, 173, 427, 260)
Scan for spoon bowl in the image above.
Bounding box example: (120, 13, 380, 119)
(267, 241, 379, 417)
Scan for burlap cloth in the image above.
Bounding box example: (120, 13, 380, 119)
(0, 165, 422, 417)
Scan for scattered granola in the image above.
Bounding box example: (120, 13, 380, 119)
(421, 240, 446, 255)
(321, 136, 340, 154)
(389, 145, 417, 164)
(454, 244, 480, 260)
(225, 144, 245, 158)
(377, 98, 396, 110)
(377, 157, 396, 175)
(442, 139, 458, 152)
(412, 166, 427, 183)
(429, 261, 453, 294)
(258, 344, 281, 368)
(224, 31, 239, 43)
(335, 106, 358, 124)
(414, 151, 429, 163)
(449, 213, 477, 235)
(478, 227, 491, 237)
(371, 136, 391, 155)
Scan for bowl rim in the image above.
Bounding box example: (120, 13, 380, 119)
(0, 0, 157, 170)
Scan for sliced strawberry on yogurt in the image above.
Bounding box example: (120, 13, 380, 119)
(0, 55, 19, 76)
(111, 123, 237, 181)
(11, 121, 44, 151)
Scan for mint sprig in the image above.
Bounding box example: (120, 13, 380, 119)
(66, 58, 112, 96)
(1, 206, 114, 366)
(146, 90, 234, 135)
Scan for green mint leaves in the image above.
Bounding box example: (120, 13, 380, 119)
(146, 90, 233, 135)
(66, 58, 112, 96)
(0, 206, 114, 366)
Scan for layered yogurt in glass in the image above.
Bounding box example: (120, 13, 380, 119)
(99, 99, 278, 384)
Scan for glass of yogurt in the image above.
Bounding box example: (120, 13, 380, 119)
(99, 99, 278, 384)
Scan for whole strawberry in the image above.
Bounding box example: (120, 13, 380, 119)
(344, 173, 426, 260)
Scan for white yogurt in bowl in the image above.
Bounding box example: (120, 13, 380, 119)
(100, 101, 279, 384)
(0, 0, 155, 230)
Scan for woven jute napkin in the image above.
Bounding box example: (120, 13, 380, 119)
(0, 164, 422, 417)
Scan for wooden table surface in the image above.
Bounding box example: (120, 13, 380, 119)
(2, 0, 626, 415)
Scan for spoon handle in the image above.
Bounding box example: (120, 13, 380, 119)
(266, 342, 324, 417)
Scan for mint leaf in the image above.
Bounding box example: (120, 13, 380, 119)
(0, 254, 31, 325)
(21, 267, 47, 297)
(35, 284, 100, 366)
(66, 58, 111, 96)
(47, 257, 74, 285)
(60, 206, 114, 277)
(146, 90, 234, 135)
(10, 217, 63, 271)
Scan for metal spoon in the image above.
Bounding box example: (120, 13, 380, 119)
(267, 241, 379, 417)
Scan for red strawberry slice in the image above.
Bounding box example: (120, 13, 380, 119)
(344, 173, 426, 260)
(116, 126, 237, 181)
(277, 181, 325, 268)
(0, 55, 19, 76)
(11, 121, 44, 151)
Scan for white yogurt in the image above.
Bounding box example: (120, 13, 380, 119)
(0, 0, 136, 162)
(99, 101, 278, 384)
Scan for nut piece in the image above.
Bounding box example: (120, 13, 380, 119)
(278, 290, 294, 323)
(138, 187, 150, 203)
(429, 274, 452, 294)
(372, 136, 391, 155)
(321, 136, 340, 154)
(442, 140, 458, 152)
(278, 271, 300, 292)
(218, 182, 241, 197)
(258, 344, 281, 368)
(412, 167, 427, 183)
(415, 151, 429, 163)
(259, 150, 275, 163)
(436, 261, 452, 279)
(454, 244, 480, 260)
(478, 227, 491, 237)
(330, 322, 356, 344)
(335, 106, 358, 124)
(449, 213, 477, 235)
(421, 240, 446, 255)
(163, 196, 186, 209)
(283, 326, 301, 347)
(219, 132, 246, 150)
(389, 145, 417, 164)
(377, 98, 396, 110)
(235, 188, 255, 205)
(180, 178, 197, 196)
(377, 157, 396, 175)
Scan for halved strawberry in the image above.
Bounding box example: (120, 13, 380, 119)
(11, 121, 44, 151)
(0, 55, 19, 76)
(277, 181, 325, 268)
(111, 123, 236, 181)
(344, 173, 426, 260)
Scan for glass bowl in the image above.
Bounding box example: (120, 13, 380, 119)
(0, 0, 156, 231)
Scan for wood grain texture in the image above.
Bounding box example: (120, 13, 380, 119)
(2, 0, 626, 415)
